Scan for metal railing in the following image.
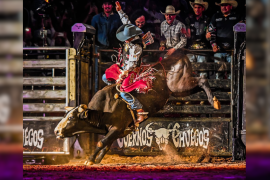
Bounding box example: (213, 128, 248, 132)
(97, 48, 234, 91)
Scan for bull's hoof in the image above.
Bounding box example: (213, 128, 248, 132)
(87, 161, 94, 165)
(84, 161, 94, 165)
(213, 96, 221, 110)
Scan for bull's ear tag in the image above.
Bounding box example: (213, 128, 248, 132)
(65, 106, 75, 111)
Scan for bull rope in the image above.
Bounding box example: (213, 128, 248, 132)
(141, 60, 167, 78)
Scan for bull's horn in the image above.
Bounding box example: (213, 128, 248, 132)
(78, 104, 88, 113)
(65, 106, 75, 111)
(145, 122, 155, 134)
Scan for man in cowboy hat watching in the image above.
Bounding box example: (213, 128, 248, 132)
(186, 0, 209, 48)
(206, 0, 241, 79)
(185, 0, 210, 78)
(91, 0, 122, 49)
(159, 5, 187, 57)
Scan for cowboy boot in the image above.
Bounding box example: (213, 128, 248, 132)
(135, 109, 148, 126)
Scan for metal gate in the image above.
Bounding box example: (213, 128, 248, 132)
(23, 23, 97, 162)
(23, 47, 76, 157)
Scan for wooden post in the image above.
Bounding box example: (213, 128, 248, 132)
(68, 48, 76, 107)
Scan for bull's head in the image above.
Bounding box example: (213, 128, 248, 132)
(145, 122, 179, 150)
(54, 104, 89, 139)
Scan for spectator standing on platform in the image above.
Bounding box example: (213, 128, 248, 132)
(207, 0, 241, 79)
(159, 5, 187, 57)
(116, 2, 159, 50)
(33, 17, 56, 46)
(116, 5, 159, 49)
(91, 0, 122, 49)
(130, 10, 160, 49)
(185, 0, 210, 78)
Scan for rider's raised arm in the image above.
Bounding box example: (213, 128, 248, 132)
(116, 1, 131, 25)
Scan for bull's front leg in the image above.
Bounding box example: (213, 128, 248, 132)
(95, 142, 113, 164)
(85, 127, 120, 165)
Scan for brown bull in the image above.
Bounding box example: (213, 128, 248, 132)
(54, 54, 220, 165)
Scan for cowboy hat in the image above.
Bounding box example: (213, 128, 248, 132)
(116, 24, 143, 42)
(160, 5, 180, 15)
(215, 0, 238, 8)
(190, 0, 208, 10)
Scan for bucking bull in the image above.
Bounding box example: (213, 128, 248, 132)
(54, 54, 221, 165)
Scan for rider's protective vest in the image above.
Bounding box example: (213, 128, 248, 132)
(122, 38, 143, 71)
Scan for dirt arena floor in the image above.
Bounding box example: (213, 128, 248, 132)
(23, 154, 246, 180)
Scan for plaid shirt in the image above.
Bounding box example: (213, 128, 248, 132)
(161, 19, 187, 49)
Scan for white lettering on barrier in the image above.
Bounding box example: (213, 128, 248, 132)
(118, 127, 154, 148)
(23, 128, 44, 149)
(117, 123, 210, 150)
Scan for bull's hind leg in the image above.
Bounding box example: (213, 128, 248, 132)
(85, 127, 120, 165)
(197, 77, 221, 109)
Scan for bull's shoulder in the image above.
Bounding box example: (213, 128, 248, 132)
(88, 85, 119, 112)
(90, 85, 117, 102)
